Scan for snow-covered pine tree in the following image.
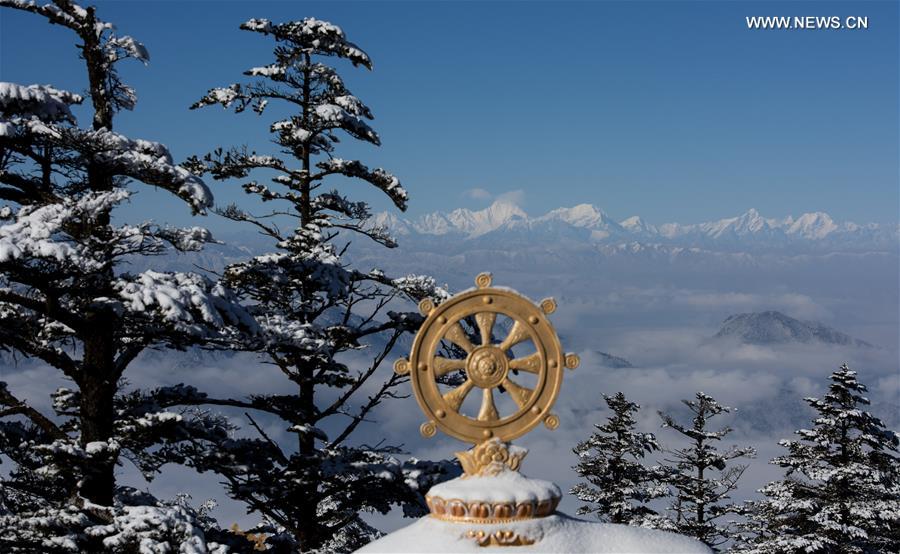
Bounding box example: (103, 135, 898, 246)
(0, 1, 255, 551)
(652, 392, 755, 549)
(571, 392, 668, 526)
(185, 17, 455, 552)
(736, 364, 900, 554)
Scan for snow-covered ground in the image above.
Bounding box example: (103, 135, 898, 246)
(356, 513, 712, 553)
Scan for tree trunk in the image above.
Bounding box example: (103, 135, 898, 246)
(77, 311, 116, 506)
(290, 358, 322, 552)
(292, 52, 323, 552)
(80, 6, 115, 132)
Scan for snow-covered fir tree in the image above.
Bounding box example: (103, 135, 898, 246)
(650, 392, 755, 550)
(0, 2, 256, 551)
(736, 365, 900, 554)
(571, 392, 668, 526)
(185, 17, 455, 552)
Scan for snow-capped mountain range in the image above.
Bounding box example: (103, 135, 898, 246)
(370, 201, 897, 250)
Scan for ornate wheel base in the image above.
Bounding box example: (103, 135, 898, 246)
(466, 530, 536, 547)
(426, 494, 561, 524)
(425, 440, 561, 546)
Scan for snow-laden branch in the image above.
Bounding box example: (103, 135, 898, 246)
(316, 159, 407, 210)
(0, 82, 82, 136)
(1, 1, 149, 123)
(113, 270, 258, 337)
(0, 189, 127, 270)
(2, 107, 214, 213)
(240, 18, 372, 69)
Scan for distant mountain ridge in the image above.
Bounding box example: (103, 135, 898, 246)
(369, 201, 896, 251)
(713, 311, 872, 347)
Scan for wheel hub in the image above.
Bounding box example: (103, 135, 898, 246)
(467, 346, 509, 389)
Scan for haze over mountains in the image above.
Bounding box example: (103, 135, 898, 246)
(369, 201, 897, 251)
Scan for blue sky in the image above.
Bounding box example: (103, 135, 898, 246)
(1, 0, 897, 232)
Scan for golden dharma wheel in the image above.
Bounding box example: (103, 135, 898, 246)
(396, 273, 578, 444)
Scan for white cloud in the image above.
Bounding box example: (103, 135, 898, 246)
(673, 291, 831, 320)
(463, 187, 492, 201)
(495, 189, 525, 207)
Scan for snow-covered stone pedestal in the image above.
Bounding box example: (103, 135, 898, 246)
(357, 511, 711, 553)
(356, 442, 710, 553)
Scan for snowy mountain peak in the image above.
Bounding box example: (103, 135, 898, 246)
(787, 212, 837, 239)
(736, 208, 776, 232)
(620, 215, 643, 228)
(620, 215, 657, 235)
(700, 208, 779, 238)
(413, 200, 527, 237)
(367, 211, 409, 234)
(452, 200, 526, 235)
(482, 200, 528, 222)
(714, 311, 872, 347)
(531, 204, 627, 240)
(540, 203, 608, 227)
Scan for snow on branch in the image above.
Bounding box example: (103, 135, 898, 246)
(191, 84, 245, 110)
(313, 103, 379, 145)
(0, 189, 128, 269)
(0, 0, 87, 32)
(82, 129, 213, 213)
(245, 63, 286, 79)
(152, 226, 216, 252)
(0, 82, 82, 136)
(240, 17, 372, 69)
(225, 248, 353, 309)
(85, 503, 224, 552)
(316, 159, 407, 211)
(389, 274, 451, 302)
(0, 189, 213, 267)
(5, 117, 214, 213)
(113, 271, 258, 337)
(312, 191, 370, 220)
(264, 317, 338, 354)
(1, 2, 149, 116)
(333, 94, 372, 119)
(104, 35, 149, 64)
(183, 147, 288, 181)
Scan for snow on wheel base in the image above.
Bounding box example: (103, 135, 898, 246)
(428, 470, 560, 505)
(354, 513, 712, 553)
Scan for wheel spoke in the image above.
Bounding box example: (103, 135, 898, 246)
(475, 312, 497, 346)
(444, 322, 475, 353)
(443, 379, 474, 411)
(499, 320, 531, 352)
(477, 388, 499, 421)
(502, 377, 534, 409)
(433, 356, 466, 377)
(509, 352, 542, 374)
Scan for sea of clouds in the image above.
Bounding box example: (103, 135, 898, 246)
(1, 217, 897, 534)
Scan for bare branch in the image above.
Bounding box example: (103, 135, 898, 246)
(0, 382, 65, 439)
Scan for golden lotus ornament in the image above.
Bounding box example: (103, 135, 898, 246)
(393, 272, 579, 545)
